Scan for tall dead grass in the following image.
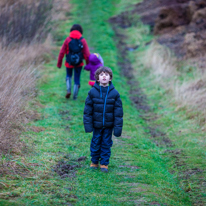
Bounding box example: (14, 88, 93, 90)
(144, 41, 177, 78)
(174, 76, 206, 113)
(52, 0, 71, 21)
(0, 0, 53, 47)
(0, 0, 55, 157)
(143, 41, 206, 122)
(0, 41, 53, 155)
(0, 47, 36, 154)
(0, 0, 70, 159)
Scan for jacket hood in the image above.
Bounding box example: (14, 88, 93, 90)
(89, 54, 102, 65)
(93, 81, 115, 92)
(69, 30, 82, 39)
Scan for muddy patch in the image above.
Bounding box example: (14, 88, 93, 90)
(148, 126, 173, 147)
(164, 149, 183, 157)
(53, 156, 86, 179)
(164, 149, 205, 182)
(77, 156, 87, 162)
(183, 168, 203, 179)
(53, 160, 79, 178)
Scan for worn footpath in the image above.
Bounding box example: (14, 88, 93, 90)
(1, 0, 205, 205)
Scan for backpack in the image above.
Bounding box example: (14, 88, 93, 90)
(66, 37, 84, 66)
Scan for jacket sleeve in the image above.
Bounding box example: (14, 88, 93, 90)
(84, 64, 91, 71)
(114, 93, 123, 137)
(83, 92, 93, 133)
(82, 39, 90, 65)
(57, 39, 67, 68)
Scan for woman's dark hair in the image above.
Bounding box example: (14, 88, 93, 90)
(70, 24, 83, 34)
(95, 66, 113, 81)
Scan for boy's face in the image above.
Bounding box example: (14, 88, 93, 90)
(98, 72, 111, 86)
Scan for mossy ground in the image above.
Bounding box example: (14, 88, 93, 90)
(0, 0, 205, 205)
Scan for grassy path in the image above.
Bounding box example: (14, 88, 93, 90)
(1, 0, 205, 205)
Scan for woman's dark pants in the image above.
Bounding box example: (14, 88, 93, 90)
(90, 128, 113, 166)
(66, 67, 82, 99)
(66, 67, 82, 85)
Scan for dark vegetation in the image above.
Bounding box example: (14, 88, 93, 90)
(136, 0, 206, 61)
(0, 0, 53, 47)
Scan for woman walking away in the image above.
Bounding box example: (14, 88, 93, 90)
(84, 53, 104, 87)
(57, 24, 90, 100)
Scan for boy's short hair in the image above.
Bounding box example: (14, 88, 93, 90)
(70, 24, 83, 34)
(95, 66, 113, 81)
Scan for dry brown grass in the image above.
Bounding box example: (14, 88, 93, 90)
(0, 0, 34, 6)
(52, 0, 71, 21)
(174, 75, 206, 113)
(0, 36, 55, 156)
(0, 46, 37, 154)
(0, 0, 53, 47)
(143, 41, 206, 123)
(144, 41, 177, 78)
(0, 0, 70, 165)
(0, 1, 55, 157)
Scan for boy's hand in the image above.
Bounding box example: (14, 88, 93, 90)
(113, 128, 122, 137)
(114, 135, 121, 137)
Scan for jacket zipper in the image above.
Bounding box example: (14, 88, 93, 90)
(103, 86, 109, 126)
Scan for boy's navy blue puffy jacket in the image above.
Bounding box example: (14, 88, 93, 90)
(83, 81, 123, 137)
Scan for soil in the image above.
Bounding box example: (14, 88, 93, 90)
(53, 157, 86, 179)
(135, 0, 206, 60)
(111, 0, 206, 65)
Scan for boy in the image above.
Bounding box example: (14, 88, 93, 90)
(83, 66, 123, 173)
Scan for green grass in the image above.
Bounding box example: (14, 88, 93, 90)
(0, 0, 204, 205)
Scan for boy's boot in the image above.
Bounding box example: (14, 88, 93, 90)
(66, 77, 72, 98)
(90, 162, 98, 169)
(100, 165, 108, 173)
(73, 84, 79, 100)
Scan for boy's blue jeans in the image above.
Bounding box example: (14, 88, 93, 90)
(90, 128, 113, 166)
(66, 67, 82, 85)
